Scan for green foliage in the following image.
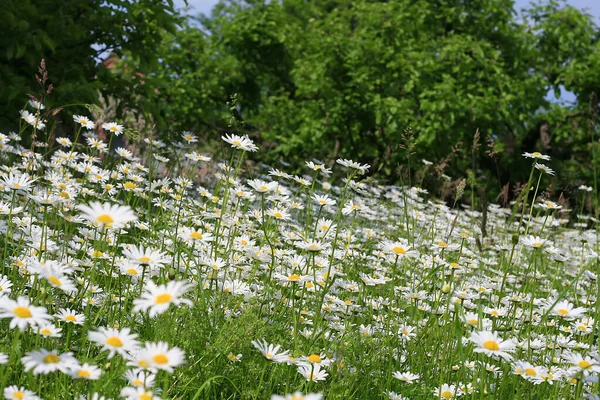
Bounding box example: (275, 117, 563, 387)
(1, 0, 182, 132)
(151, 0, 599, 200)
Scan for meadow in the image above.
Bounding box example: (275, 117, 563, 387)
(0, 99, 599, 400)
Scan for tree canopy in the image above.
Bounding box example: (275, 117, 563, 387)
(1, 0, 182, 132)
(151, 0, 599, 201)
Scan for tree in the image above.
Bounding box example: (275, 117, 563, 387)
(152, 0, 600, 202)
(1, 0, 182, 133)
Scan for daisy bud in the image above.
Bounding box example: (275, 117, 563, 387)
(441, 284, 451, 293)
(511, 234, 519, 245)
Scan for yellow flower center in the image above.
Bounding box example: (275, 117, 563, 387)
(557, 309, 569, 316)
(106, 336, 124, 347)
(43, 354, 60, 364)
(14, 306, 32, 318)
(41, 328, 52, 335)
(190, 231, 203, 240)
(308, 354, 321, 363)
(232, 140, 241, 146)
(127, 268, 139, 275)
(124, 182, 137, 189)
(579, 360, 592, 369)
(155, 293, 172, 304)
(139, 393, 153, 400)
(525, 368, 537, 376)
(468, 319, 478, 325)
(133, 379, 143, 386)
(77, 370, 92, 378)
(533, 152, 541, 156)
(138, 359, 149, 368)
(392, 246, 406, 255)
(96, 214, 114, 224)
(439, 242, 448, 247)
(49, 275, 61, 286)
(441, 391, 453, 399)
(13, 392, 25, 399)
(138, 256, 151, 263)
(483, 340, 500, 351)
(92, 251, 104, 258)
(533, 241, 542, 247)
(273, 212, 283, 218)
(65, 315, 77, 322)
(288, 274, 301, 281)
(153, 354, 169, 364)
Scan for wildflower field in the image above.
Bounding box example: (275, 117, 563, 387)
(1, 100, 600, 400)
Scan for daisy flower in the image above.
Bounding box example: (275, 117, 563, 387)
(296, 240, 327, 252)
(434, 383, 460, 399)
(336, 158, 370, 174)
(0, 275, 13, 294)
(382, 240, 413, 257)
(392, 371, 420, 383)
(70, 363, 103, 380)
(37, 324, 62, 338)
(247, 179, 278, 193)
(469, 330, 515, 361)
(1, 173, 37, 191)
(522, 151, 550, 160)
(534, 162, 555, 175)
(88, 326, 140, 359)
(122, 245, 171, 269)
(227, 353, 243, 363)
(0, 296, 51, 331)
(73, 115, 95, 129)
(120, 387, 160, 400)
(221, 133, 258, 152)
(521, 235, 548, 249)
(28, 100, 44, 110)
(251, 339, 290, 363)
(563, 352, 600, 374)
(551, 300, 587, 320)
(297, 364, 328, 382)
(136, 341, 186, 373)
(55, 308, 86, 325)
(178, 227, 215, 245)
(56, 137, 72, 147)
(124, 369, 156, 388)
(21, 349, 79, 374)
(0, 352, 8, 364)
(312, 194, 336, 207)
(3, 386, 42, 400)
(77, 201, 137, 229)
(182, 131, 198, 143)
(102, 122, 124, 136)
(132, 281, 193, 317)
